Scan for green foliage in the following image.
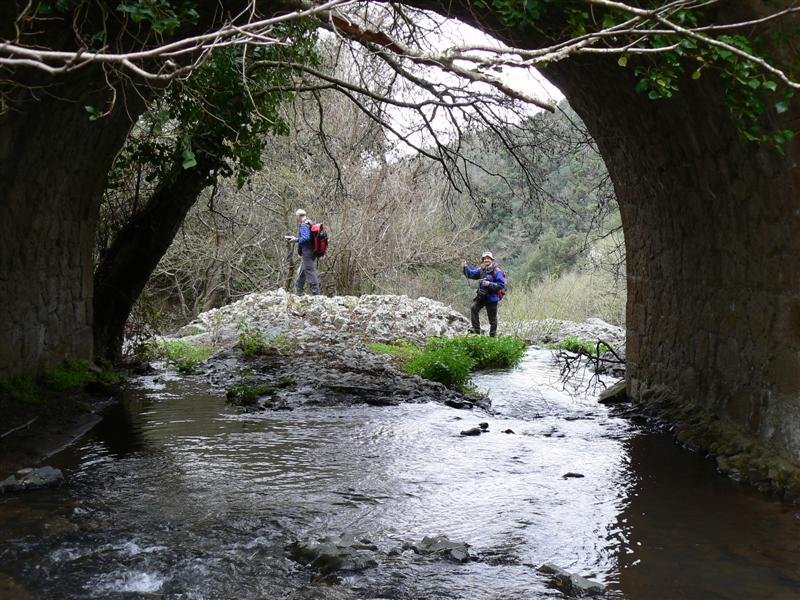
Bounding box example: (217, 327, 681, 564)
(226, 377, 295, 405)
(406, 346, 476, 389)
(146, 339, 215, 373)
(0, 376, 39, 405)
(426, 335, 527, 369)
(42, 359, 96, 391)
(369, 335, 526, 389)
(547, 336, 611, 355)
(473, 1, 796, 148)
(116, 0, 199, 34)
(239, 325, 269, 358)
(516, 229, 580, 284)
(366, 341, 421, 362)
(107, 20, 320, 195)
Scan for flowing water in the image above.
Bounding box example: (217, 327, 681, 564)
(1, 349, 800, 599)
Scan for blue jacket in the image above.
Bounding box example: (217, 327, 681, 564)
(464, 262, 506, 303)
(297, 220, 313, 255)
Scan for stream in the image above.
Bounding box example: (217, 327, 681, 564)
(1, 348, 799, 598)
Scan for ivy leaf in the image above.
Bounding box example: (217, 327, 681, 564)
(182, 148, 197, 169)
(775, 101, 790, 114)
(617, 55, 628, 67)
(84, 105, 102, 121)
(763, 80, 778, 92)
(691, 69, 702, 80)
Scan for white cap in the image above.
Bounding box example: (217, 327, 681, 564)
(481, 251, 494, 260)
(295, 208, 307, 216)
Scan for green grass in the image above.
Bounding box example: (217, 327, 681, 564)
(366, 341, 421, 362)
(368, 335, 527, 390)
(239, 325, 268, 357)
(406, 346, 475, 388)
(426, 335, 526, 369)
(146, 339, 216, 373)
(0, 375, 39, 404)
(226, 377, 296, 406)
(546, 335, 611, 355)
(238, 324, 297, 358)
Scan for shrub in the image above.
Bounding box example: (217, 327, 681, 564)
(147, 340, 215, 373)
(406, 347, 475, 389)
(0, 376, 39, 404)
(426, 335, 526, 369)
(239, 325, 269, 358)
(547, 336, 611, 355)
(226, 377, 295, 406)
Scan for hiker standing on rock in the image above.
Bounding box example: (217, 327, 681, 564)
(463, 251, 506, 337)
(286, 208, 321, 295)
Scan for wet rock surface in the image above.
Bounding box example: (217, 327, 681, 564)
(288, 533, 471, 576)
(537, 563, 606, 597)
(0, 466, 64, 493)
(201, 336, 487, 412)
(164, 292, 489, 412)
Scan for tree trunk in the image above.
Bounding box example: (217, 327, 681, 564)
(93, 157, 213, 362)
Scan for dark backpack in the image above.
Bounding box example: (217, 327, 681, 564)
(310, 222, 329, 257)
(494, 266, 507, 299)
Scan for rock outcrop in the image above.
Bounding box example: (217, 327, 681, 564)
(172, 290, 470, 347)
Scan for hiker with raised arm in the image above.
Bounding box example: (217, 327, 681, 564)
(463, 251, 506, 337)
(285, 208, 322, 295)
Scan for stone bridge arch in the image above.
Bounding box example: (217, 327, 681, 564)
(1, 2, 799, 486)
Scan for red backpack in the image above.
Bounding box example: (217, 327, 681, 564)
(310, 222, 329, 258)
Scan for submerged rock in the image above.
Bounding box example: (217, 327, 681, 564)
(287, 534, 379, 574)
(460, 427, 482, 436)
(415, 535, 471, 563)
(562, 472, 585, 479)
(0, 466, 64, 493)
(537, 563, 606, 597)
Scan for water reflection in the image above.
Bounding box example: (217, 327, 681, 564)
(614, 433, 800, 599)
(0, 350, 799, 599)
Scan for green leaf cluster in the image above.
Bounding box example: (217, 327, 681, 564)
(369, 335, 527, 389)
(145, 339, 215, 372)
(427, 335, 527, 369)
(116, 0, 199, 35)
(546, 335, 611, 355)
(108, 20, 320, 193)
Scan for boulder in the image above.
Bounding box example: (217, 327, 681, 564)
(0, 466, 64, 493)
(460, 427, 482, 436)
(598, 380, 627, 405)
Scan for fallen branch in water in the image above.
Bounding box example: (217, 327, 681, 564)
(0, 416, 38, 439)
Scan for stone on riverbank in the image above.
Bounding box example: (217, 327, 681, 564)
(0, 466, 63, 493)
(598, 380, 627, 405)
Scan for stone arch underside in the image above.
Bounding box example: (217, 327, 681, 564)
(1, 2, 799, 486)
(536, 38, 800, 475)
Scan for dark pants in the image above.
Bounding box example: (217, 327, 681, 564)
(296, 247, 321, 295)
(471, 296, 498, 336)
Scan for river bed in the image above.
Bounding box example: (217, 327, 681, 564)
(1, 349, 799, 598)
